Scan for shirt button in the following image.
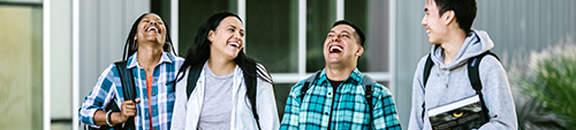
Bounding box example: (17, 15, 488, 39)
(153, 110, 156, 113)
(324, 112, 329, 115)
(328, 92, 332, 96)
(152, 93, 156, 96)
(154, 128, 157, 130)
(154, 78, 157, 81)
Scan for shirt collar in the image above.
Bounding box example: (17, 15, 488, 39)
(126, 52, 174, 69)
(319, 68, 363, 85)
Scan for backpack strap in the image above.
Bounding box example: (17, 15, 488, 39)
(186, 65, 203, 99)
(468, 50, 499, 91)
(300, 71, 375, 123)
(362, 75, 375, 126)
(421, 54, 434, 120)
(420, 51, 499, 120)
(114, 61, 136, 101)
(113, 61, 136, 130)
(467, 50, 499, 121)
(301, 70, 322, 102)
(423, 54, 434, 87)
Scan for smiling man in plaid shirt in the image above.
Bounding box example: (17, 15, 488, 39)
(280, 20, 401, 130)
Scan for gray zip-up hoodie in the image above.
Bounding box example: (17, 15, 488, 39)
(408, 30, 518, 130)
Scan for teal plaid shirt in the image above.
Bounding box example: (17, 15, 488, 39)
(280, 68, 401, 130)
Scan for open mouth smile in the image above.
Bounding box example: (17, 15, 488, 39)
(146, 26, 160, 33)
(329, 45, 343, 53)
(229, 42, 240, 49)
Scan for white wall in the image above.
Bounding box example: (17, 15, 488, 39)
(393, 1, 430, 129)
(78, 0, 150, 104)
(43, 0, 151, 129)
(50, 0, 73, 129)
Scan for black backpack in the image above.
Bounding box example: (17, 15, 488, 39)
(301, 71, 376, 125)
(88, 61, 136, 130)
(421, 51, 499, 124)
(185, 63, 262, 130)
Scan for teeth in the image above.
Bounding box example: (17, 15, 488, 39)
(146, 27, 158, 32)
(229, 43, 239, 48)
(426, 30, 430, 34)
(330, 46, 343, 52)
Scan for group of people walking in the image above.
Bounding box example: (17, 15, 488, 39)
(79, 0, 518, 129)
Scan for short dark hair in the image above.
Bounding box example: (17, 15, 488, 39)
(332, 20, 365, 47)
(434, 0, 477, 35)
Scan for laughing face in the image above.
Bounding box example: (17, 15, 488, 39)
(422, 0, 447, 44)
(135, 14, 167, 46)
(323, 25, 363, 66)
(208, 16, 245, 60)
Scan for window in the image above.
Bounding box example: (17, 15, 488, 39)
(305, 0, 336, 72)
(173, 0, 391, 118)
(245, 0, 390, 118)
(345, 0, 390, 72)
(246, 0, 299, 73)
(176, 0, 238, 55)
(0, 1, 43, 129)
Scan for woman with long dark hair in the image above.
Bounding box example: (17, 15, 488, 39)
(79, 13, 183, 130)
(170, 12, 279, 130)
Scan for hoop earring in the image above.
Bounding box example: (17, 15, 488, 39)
(132, 40, 138, 50)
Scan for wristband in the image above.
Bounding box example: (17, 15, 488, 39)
(106, 110, 115, 127)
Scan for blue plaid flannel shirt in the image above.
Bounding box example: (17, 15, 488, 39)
(280, 68, 401, 130)
(79, 52, 183, 130)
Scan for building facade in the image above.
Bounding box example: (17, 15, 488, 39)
(1, 0, 574, 129)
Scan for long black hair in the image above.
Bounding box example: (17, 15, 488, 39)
(176, 12, 272, 84)
(123, 13, 177, 61)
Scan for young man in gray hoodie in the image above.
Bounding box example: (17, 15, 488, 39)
(408, 0, 518, 129)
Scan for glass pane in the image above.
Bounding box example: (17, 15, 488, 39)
(0, 5, 43, 129)
(177, 0, 237, 56)
(151, 0, 172, 24)
(246, 0, 298, 73)
(306, 0, 336, 72)
(345, 0, 389, 72)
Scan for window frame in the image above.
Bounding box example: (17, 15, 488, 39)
(237, 0, 393, 84)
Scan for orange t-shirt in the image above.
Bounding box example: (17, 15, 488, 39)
(146, 76, 153, 129)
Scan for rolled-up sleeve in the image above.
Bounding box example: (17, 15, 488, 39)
(78, 64, 117, 128)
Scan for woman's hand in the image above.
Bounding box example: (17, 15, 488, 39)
(119, 98, 141, 123)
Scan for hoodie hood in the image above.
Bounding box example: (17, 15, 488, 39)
(430, 30, 495, 70)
